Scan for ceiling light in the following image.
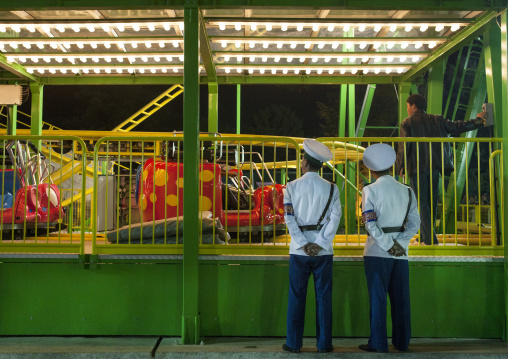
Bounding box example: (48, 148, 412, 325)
(451, 24, 460, 32)
(287, 56, 293, 62)
(294, 69, 300, 74)
(281, 24, 288, 31)
(148, 24, 155, 31)
(340, 69, 346, 74)
(374, 24, 381, 32)
(318, 43, 324, 49)
(235, 41, 241, 48)
(179, 56, 184, 62)
(401, 42, 408, 49)
(343, 24, 350, 32)
(263, 42, 269, 48)
(362, 56, 369, 62)
(221, 41, 227, 48)
(317, 69, 323, 74)
(428, 41, 436, 48)
(145, 42, 152, 48)
(117, 24, 125, 32)
(352, 69, 358, 74)
(219, 23, 226, 30)
(358, 25, 365, 32)
(328, 25, 334, 32)
(359, 42, 367, 49)
(420, 25, 428, 32)
(385, 68, 391, 74)
(397, 68, 404, 74)
(154, 56, 160, 62)
(12, 25, 21, 32)
(405, 25, 412, 32)
(415, 42, 422, 49)
(158, 41, 165, 48)
(225, 55, 230, 62)
(290, 42, 297, 49)
(27, 25, 36, 32)
(390, 25, 396, 32)
(138, 69, 145, 74)
(31, 57, 38, 63)
(132, 24, 141, 31)
(91, 42, 98, 49)
(387, 56, 394, 62)
(277, 42, 283, 49)
(336, 57, 343, 62)
(37, 42, 44, 49)
(87, 25, 95, 32)
(131, 42, 138, 48)
(55, 56, 63, 63)
(306, 69, 311, 74)
(77, 42, 84, 49)
(435, 24, 444, 31)
(94, 69, 101, 74)
(250, 23, 257, 31)
(328, 69, 334, 74)
(312, 24, 319, 32)
(266, 23, 272, 31)
(102, 25, 110, 32)
(23, 43, 31, 49)
(325, 57, 331, 63)
(363, 69, 369, 74)
(312, 57, 318, 63)
(235, 23, 241, 31)
(297, 24, 303, 32)
(412, 56, 420, 62)
(44, 57, 51, 63)
(262, 56, 267, 62)
(375, 69, 380, 74)
(271, 69, 276, 74)
(50, 43, 57, 49)
(300, 57, 305, 62)
(9, 43, 18, 49)
(105, 68, 111, 74)
(166, 56, 172, 62)
(141, 56, 148, 62)
(275, 56, 280, 62)
(72, 25, 80, 32)
(332, 42, 339, 49)
(0, 25, 5, 32)
(304, 42, 311, 49)
(250, 56, 255, 61)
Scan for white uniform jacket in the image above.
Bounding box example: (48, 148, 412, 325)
(284, 172, 342, 256)
(362, 175, 420, 259)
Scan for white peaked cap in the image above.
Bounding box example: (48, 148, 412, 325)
(303, 139, 333, 162)
(362, 143, 396, 171)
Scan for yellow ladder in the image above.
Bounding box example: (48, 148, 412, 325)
(111, 84, 184, 132)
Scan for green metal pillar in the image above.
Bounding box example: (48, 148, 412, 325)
(499, 9, 508, 342)
(337, 85, 347, 229)
(182, 4, 200, 345)
(344, 84, 357, 233)
(29, 83, 43, 136)
(355, 84, 376, 138)
(208, 82, 218, 133)
(236, 84, 241, 134)
(7, 105, 17, 136)
(484, 19, 503, 138)
(427, 61, 444, 114)
(398, 82, 411, 127)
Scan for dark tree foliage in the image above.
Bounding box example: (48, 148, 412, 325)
(244, 103, 304, 137)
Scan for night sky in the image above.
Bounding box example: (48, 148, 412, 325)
(17, 83, 400, 139)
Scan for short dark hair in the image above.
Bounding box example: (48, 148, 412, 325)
(407, 94, 426, 111)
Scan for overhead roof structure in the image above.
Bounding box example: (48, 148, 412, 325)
(0, 1, 505, 85)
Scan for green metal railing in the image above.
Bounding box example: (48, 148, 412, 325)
(0, 134, 503, 257)
(0, 135, 87, 254)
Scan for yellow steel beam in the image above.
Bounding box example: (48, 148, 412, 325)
(39, 146, 94, 178)
(111, 84, 184, 132)
(61, 186, 94, 208)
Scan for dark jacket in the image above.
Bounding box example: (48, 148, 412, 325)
(395, 110, 482, 176)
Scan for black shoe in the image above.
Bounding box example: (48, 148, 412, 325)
(282, 344, 300, 353)
(318, 346, 334, 353)
(359, 344, 379, 352)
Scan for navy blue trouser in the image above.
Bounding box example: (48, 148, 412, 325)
(410, 169, 440, 245)
(286, 254, 333, 351)
(364, 256, 411, 352)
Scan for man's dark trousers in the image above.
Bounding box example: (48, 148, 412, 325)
(410, 169, 440, 245)
(286, 254, 333, 351)
(364, 256, 411, 352)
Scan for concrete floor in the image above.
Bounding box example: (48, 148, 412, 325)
(0, 337, 507, 359)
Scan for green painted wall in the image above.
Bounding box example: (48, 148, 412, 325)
(0, 260, 503, 338)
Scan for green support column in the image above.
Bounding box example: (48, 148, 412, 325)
(182, 4, 200, 345)
(398, 82, 411, 127)
(236, 84, 241, 134)
(499, 9, 508, 342)
(7, 105, 17, 136)
(337, 85, 347, 229)
(355, 84, 376, 138)
(29, 83, 43, 136)
(427, 61, 444, 114)
(344, 84, 357, 233)
(208, 82, 218, 133)
(484, 19, 503, 138)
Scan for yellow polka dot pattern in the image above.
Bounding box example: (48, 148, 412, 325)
(141, 195, 147, 211)
(154, 169, 167, 187)
(200, 170, 215, 182)
(150, 193, 157, 203)
(199, 195, 212, 212)
(167, 194, 178, 206)
(177, 178, 184, 188)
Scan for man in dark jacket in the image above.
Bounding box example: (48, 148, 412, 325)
(395, 94, 486, 245)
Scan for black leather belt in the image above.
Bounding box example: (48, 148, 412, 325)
(382, 226, 405, 233)
(299, 224, 324, 232)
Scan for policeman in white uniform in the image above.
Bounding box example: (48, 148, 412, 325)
(283, 139, 342, 354)
(360, 143, 420, 353)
